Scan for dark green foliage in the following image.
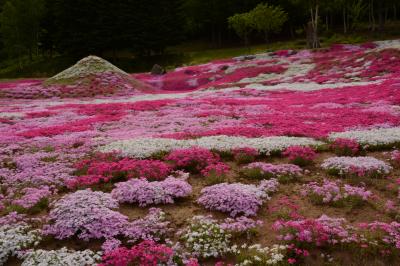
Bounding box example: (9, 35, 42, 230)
(52, 0, 183, 57)
(0, 0, 399, 74)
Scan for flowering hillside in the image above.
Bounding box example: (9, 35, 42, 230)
(1, 40, 400, 265)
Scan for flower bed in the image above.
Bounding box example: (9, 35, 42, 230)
(321, 156, 392, 178)
(2, 41, 400, 265)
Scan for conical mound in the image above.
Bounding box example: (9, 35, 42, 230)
(46, 56, 131, 85)
(40, 55, 153, 98)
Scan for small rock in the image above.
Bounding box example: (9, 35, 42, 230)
(151, 64, 166, 75)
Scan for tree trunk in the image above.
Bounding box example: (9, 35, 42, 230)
(308, 4, 320, 49)
(29, 47, 33, 62)
(370, 0, 376, 31)
(378, 1, 385, 31)
(343, 7, 347, 34)
(326, 15, 329, 31)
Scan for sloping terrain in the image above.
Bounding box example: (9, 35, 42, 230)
(1, 41, 400, 265)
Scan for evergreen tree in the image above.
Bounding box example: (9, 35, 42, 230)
(0, 0, 45, 66)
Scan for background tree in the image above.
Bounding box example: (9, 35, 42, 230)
(52, 0, 183, 57)
(0, 0, 45, 67)
(250, 3, 288, 43)
(228, 13, 254, 49)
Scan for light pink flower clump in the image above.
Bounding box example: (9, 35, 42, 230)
(273, 215, 359, 246)
(197, 180, 279, 217)
(391, 150, 400, 164)
(111, 177, 192, 206)
(301, 179, 372, 205)
(43, 189, 129, 240)
(11, 186, 54, 209)
(245, 162, 303, 179)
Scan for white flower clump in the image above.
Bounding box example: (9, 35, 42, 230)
(244, 80, 380, 92)
(321, 156, 392, 177)
(179, 216, 231, 258)
(329, 127, 400, 146)
(0, 223, 41, 264)
(101, 135, 323, 158)
(19, 248, 102, 266)
(233, 243, 288, 265)
(374, 39, 400, 51)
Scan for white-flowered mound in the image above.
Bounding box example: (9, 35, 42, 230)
(321, 156, 392, 177)
(19, 248, 102, 266)
(329, 127, 400, 147)
(101, 135, 324, 158)
(0, 223, 41, 264)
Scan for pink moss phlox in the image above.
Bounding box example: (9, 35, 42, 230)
(43, 189, 128, 240)
(282, 146, 317, 162)
(200, 162, 230, 177)
(166, 147, 220, 173)
(273, 215, 359, 246)
(198, 180, 279, 217)
(111, 177, 192, 206)
(99, 240, 174, 266)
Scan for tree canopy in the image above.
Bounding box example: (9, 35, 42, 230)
(0, 0, 399, 67)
